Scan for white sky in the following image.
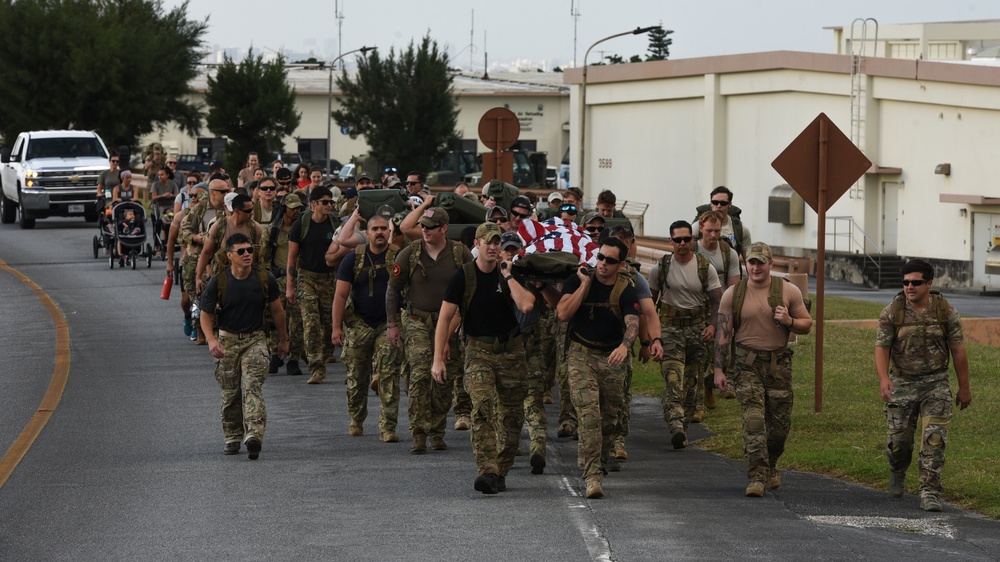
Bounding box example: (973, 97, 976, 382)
(166, 0, 1000, 69)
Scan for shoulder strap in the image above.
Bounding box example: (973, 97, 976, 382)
(353, 243, 369, 280)
(694, 253, 710, 290)
(732, 279, 749, 334)
(462, 262, 478, 314)
(892, 290, 949, 331)
(408, 240, 423, 280)
(719, 239, 738, 280)
(657, 253, 671, 293)
(451, 240, 467, 267)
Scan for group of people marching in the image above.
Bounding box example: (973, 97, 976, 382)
(156, 150, 968, 511)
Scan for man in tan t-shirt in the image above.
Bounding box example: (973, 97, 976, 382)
(714, 242, 812, 498)
(648, 220, 722, 450)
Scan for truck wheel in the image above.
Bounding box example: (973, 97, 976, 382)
(18, 198, 35, 230)
(0, 192, 15, 224)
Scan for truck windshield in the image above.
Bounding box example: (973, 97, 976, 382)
(26, 138, 106, 160)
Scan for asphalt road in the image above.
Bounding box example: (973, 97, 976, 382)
(2, 218, 999, 562)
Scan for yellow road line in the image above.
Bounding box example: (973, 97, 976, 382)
(0, 259, 71, 489)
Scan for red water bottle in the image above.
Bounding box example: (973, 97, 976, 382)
(161, 275, 173, 300)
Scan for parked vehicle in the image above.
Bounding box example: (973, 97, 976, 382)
(0, 130, 110, 229)
(176, 154, 211, 174)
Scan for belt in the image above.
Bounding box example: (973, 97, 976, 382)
(299, 269, 336, 279)
(662, 315, 706, 327)
(734, 343, 789, 375)
(219, 330, 264, 340)
(409, 307, 439, 326)
(465, 331, 521, 353)
(567, 340, 611, 355)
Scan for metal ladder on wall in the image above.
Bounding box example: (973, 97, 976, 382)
(849, 18, 878, 200)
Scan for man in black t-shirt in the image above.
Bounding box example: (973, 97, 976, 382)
(333, 215, 402, 443)
(286, 186, 340, 384)
(557, 238, 640, 499)
(201, 233, 287, 460)
(433, 222, 537, 495)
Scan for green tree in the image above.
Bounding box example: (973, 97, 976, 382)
(333, 34, 458, 174)
(0, 0, 206, 148)
(646, 26, 674, 61)
(204, 49, 301, 174)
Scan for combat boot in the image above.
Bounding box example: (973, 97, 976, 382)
(585, 475, 604, 499)
(474, 473, 499, 495)
(889, 471, 905, 498)
(348, 422, 363, 437)
(723, 389, 737, 399)
(671, 430, 687, 449)
(530, 452, 546, 475)
(410, 433, 427, 454)
(194, 325, 206, 345)
(557, 423, 575, 438)
(370, 375, 379, 393)
(605, 456, 621, 473)
(920, 495, 942, 512)
(543, 390, 553, 404)
(429, 436, 448, 451)
(613, 436, 628, 461)
(454, 415, 471, 431)
(691, 409, 705, 423)
(767, 468, 781, 489)
(286, 360, 302, 376)
(704, 379, 717, 409)
(496, 475, 506, 492)
(245, 436, 262, 460)
(745, 481, 765, 497)
(306, 372, 324, 384)
(380, 431, 399, 443)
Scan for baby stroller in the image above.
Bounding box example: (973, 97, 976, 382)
(92, 197, 116, 259)
(150, 199, 177, 261)
(108, 201, 153, 270)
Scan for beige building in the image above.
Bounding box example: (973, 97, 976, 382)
(564, 20, 1000, 288)
(138, 68, 569, 177)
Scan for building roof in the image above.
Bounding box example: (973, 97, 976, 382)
(188, 67, 567, 97)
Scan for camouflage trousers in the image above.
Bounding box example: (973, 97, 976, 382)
(404, 317, 461, 439)
(566, 342, 625, 479)
(213, 332, 269, 444)
(612, 359, 634, 444)
(731, 344, 794, 482)
(885, 371, 953, 498)
(297, 274, 335, 380)
(464, 340, 528, 476)
(268, 275, 303, 361)
(452, 342, 472, 420)
(521, 323, 551, 455)
(343, 320, 402, 433)
(182, 253, 199, 299)
(556, 320, 577, 428)
(660, 322, 708, 434)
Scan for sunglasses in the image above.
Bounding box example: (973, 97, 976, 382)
(235, 207, 254, 214)
(596, 253, 621, 265)
(586, 226, 605, 234)
(711, 199, 731, 206)
(902, 279, 927, 287)
(186, 180, 196, 185)
(316, 199, 335, 206)
(110, 159, 119, 163)
(405, 181, 420, 186)
(510, 210, 530, 219)
(560, 205, 578, 214)
(489, 217, 509, 224)
(672, 236, 693, 244)
(258, 185, 276, 191)
(384, 167, 397, 173)
(420, 224, 442, 231)
(167, 161, 178, 165)
(232, 246, 254, 256)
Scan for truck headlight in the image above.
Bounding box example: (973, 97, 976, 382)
(25, 170, 37, 178)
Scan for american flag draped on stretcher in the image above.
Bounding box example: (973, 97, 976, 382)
(516, 218, 599, 267)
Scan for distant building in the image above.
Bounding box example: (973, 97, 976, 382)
(564, 19, 1000, 289)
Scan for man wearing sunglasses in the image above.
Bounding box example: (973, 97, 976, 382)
(286, 186, 341, 385)
(557, 237, 640, 499)
(581, 211, 606, 239)
(258, 193, 307, 377)
(714, 242, 811, 498)
(387, 207, 473, 453)
(648, 220, 723, 451)
(196, 193, 263, 292)
(874, 259, 970, 512)
(508, 196, 533, 231)
(693, 186, 751, 259)
(200, 233, 287, 460)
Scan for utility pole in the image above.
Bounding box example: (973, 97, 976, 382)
(570, 0, 581, 67)
(470, 10, 475, 72)
(336, 0, 345, 70)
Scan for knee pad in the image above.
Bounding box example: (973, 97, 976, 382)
(746, 408, 765, 432)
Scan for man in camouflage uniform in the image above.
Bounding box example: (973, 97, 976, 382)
(875, 258, 971, 512)
(714, 242, 812, 497)
(386, 207, 472, 453)
(166, 181, 206, 337)
(557, 238, 641, 499)
(180, 179, 229, 344)
(285, 186, 340, 384)
(648, 220, 722, 449)
(333, 214, 402, 443)
(200, 233, 287, 460)
(434, 222, 535, 494)
(258, 193, 306, 375)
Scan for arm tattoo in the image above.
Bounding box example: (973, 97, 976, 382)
(385, 285, 401, 325)
(707, 287, 723, 325)
(714, 312, 732, 370)
(622, 314, 639, 348)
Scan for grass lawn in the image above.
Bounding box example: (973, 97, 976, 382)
(631, 295, 1000, 518)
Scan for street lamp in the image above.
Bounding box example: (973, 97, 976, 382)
(578, 26, 660, 194)
(327, 46, 375, 176)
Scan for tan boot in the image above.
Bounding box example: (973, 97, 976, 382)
(348, 423, 363, 437)
(691, 409, 705, 423)
(585, 475, 604, 499)
(429, 436, 448, 451)
(306, 372, 324, 384)
(613, 437, 628, 460)
(380, 431, 399, 443)
(454, 415, 470, 431)
(410, 433, 427, 454)
(745, 481, 765, 497)
(543, 390, 554, 404)
(194, 325, 206, 345)
(767, 469, 781, 489)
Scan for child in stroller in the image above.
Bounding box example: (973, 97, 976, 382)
(109, 201, 152, 269)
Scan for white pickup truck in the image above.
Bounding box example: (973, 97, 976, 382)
(0, 130, 110, 229)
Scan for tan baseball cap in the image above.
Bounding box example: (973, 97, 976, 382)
(745, 242, 773, 262)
